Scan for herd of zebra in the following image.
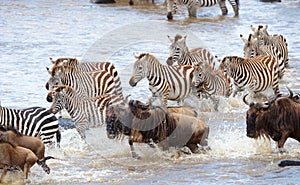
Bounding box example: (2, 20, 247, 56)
(0, 24, 288, 154)
(110, 0, 240, 20)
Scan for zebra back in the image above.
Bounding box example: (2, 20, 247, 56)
(220, 55, 279, 96)
(129, 53, 196, 105)
(47, 65, 116, 100)
(0, 106, 60, 145)
(49, 57, 123, 98)
(193, 62, 232, 97)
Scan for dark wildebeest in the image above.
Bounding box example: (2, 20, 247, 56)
(0, 140, 51, 182)
(0, 126, 54, 174)
(244, 90, 300, 152)
(278, 160, 300, 167)
(105, 98, 209, 158)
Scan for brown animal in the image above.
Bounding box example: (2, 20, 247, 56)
(105, 99, 209, 158)
(0, 126, 54, 174)
(244, 90, 300, 152)
(0, 140, 49, 182)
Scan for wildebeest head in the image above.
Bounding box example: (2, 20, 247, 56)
(105, 106, 132, 139)
(243, 94, 270, 138)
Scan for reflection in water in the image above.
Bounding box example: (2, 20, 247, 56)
(0, 0, 300, 184)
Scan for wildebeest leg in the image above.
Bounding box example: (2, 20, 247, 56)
(129, 138, 140, 159)
(0, 167, 8, 183)
(278, 131, 289, 152)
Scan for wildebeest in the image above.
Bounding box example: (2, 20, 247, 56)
(0, 126, 54, 174)
(0, 140, 51, 182)
(278, 160, 300, 167)
(104, 98, 209, 158)
(244, 90, 300, 152)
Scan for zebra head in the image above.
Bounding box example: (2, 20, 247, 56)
(192, 63, 205, 87)
(48, 85, 72, 114)
(129, 53, 149, 87)
(240, 34, 259, 58)
(167, 34, 188, 65)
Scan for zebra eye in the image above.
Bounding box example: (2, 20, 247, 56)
(138, 66, 143, 70)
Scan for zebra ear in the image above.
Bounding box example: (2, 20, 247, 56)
(250, 25, 257, 32)
(46, 67, 51, 75)
(49, 57, 54, 64)
(167, 35, 173, 42)
(240, 34, 247, 43)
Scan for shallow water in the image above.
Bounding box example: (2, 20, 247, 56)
(1, 0, 300, 184)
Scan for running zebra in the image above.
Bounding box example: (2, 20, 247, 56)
(48, 57, 123, 99)
(46, 65, 116, 101)
(240, 34, 285, 79)
(47, 85, 107, 139)
(250, 25, 289, 67)
(129, 53, 197, 105)
(167, 34, 218, 69)
(0, 105, 61, 146)
(192, 62, 232, 97)
(220, 55, 280, 97)
(166, 0, 239, 20)
(192, 62, 232, 110)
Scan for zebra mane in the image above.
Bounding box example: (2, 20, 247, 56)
(54, 85, 75, 94)
(51, 65, 77, 76)
(174, 34, 183, 42)
(136, 53, 148, 60)
(50, 57, 78, 66)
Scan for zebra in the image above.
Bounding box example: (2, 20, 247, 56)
(129, 53, 198, 105)
(0, 104, 61, 146)
(250, 25, 289, 68)
(240, 34, 285, 79)
(166, 0, 239, 20)
(48, 57, 123, 99)
(219, 55, 280, 97)
(192, 62, 232, 110)
(167, 34, 218, 69)
(47, 85, 107, 139)
(46, 65, 116, 101)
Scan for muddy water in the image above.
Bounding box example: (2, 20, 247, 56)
(0, 0, 300, 184)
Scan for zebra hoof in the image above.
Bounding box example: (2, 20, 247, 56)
(167, 12, 173, 20)
(129, 0, 134, 5)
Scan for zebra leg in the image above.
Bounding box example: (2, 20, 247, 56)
(228, 0, 239, 16)
(129, 0, 134, 5)
(218, 0, 228, 15)
(166, 0, 175, 20)
(188, 6, 197, 17)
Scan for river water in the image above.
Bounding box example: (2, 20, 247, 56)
(1, 0, 300, 184)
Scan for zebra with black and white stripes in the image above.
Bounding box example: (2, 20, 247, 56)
(166, 0, 239, 20)
(192, 62, 232, 110)
(250, 25, 289, 68)
(129, 53, 197, 105)
(46, 65, 116, 101)
(167, 34, 218, 69)
(240, 34, 285, 79)
(47, 57, 123, 99)
(220, 55, 280, 97)
(47, 85, 107, 139)
(192, 62, 232, 97)
(0, 104, 61, 146)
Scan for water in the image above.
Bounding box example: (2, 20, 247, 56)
(1, 0, 300, 184)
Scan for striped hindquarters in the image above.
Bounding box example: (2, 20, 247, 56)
(220, 55, 279, 95)
(0, 106, 60, 145)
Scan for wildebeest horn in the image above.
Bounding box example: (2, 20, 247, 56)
(243, 94, 250, 105)
(124, 94, 131, 103)
(287, 86, 293, 98)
